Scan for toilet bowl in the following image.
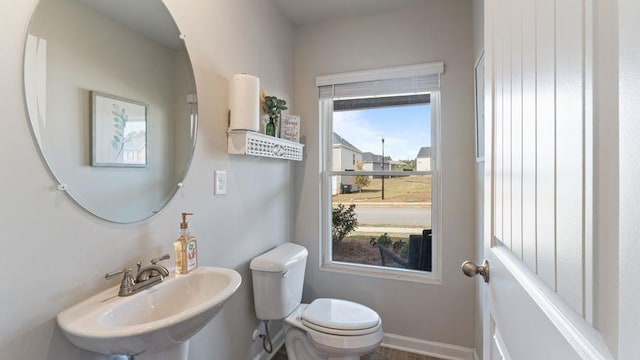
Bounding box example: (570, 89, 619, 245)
(250, 243, 383, 360)
(284, 300, 383, 360)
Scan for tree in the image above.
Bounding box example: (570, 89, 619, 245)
(353, 161, 370, 191)
(401, 159, 416, 171)
(332, 203, 358, 245)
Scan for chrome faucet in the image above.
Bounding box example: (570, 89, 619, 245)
(105, 254, 171, 297)
(136, 254, 170, 282)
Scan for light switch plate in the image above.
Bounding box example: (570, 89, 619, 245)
(214, 171, 227, 195)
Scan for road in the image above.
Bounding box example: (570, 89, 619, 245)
(353, 206, 431, 227)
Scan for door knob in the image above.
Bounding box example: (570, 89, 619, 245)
(461, 260, 490, 283)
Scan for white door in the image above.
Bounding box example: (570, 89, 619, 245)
(619, 0, 640, 358)
(477, 0, 614, 359)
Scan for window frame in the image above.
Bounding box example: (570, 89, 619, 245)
(317, 63, 444, 284)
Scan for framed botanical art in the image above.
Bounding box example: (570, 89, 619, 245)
(92, 91, 148, 167)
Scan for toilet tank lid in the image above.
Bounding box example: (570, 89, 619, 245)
(250, 243, 308, 272)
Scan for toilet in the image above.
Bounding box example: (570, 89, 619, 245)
(250, 243, 383, 360)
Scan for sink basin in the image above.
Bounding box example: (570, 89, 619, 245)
(57, 267, 241, 358)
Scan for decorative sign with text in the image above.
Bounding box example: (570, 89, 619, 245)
(280, 114, 300, 142)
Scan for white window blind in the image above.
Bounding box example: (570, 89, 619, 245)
(317, 62, 443, 99)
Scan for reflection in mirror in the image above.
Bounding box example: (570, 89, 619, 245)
(24, 0, 198, 223)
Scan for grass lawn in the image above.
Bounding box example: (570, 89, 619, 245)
(332, 176, 431, 203)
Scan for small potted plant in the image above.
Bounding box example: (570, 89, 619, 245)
(262, 95, 287, 137)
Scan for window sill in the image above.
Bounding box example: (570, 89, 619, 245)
(320, 261, 441, 285)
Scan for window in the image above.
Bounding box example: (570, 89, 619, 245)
(317, 63, 443, 282)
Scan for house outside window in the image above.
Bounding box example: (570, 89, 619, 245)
(416, 147, 432, 171)
(332, 132, 363, 195)
(317, 62, 443, 283)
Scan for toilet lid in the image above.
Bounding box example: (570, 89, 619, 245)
(302, 299, 380, 333)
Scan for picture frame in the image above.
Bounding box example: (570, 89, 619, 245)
(91, 91, 148, 167)
(474, 51, 485, 162)
(279, 114, 301, 142)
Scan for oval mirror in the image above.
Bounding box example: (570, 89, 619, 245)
(24, 0, 198, 223)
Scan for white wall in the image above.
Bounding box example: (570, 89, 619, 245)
(293, 0, 476, 347)
(0, 0, 294, 359)
(332, 145, 360, 172)
(416, 157, 431, 172)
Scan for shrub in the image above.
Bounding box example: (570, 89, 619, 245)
(377, 233, 392, 247)
(332, 203, 358, 245)
(353, 161, 370, 191)
(399, 242, 409, 256)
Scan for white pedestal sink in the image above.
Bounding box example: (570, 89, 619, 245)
(57, 267, 241, 359)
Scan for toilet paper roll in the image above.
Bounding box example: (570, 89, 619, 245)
(229, 74, 260, 131)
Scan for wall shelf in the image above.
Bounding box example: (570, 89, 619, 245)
(227, 130, 304, 161)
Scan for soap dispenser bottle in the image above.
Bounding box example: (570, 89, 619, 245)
(174, 212, 198, 274)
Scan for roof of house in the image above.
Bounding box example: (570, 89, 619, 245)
(363, 152, 403, 167)
(332, 132, 361, 152)
(417, 146, 431, 158)
(363, 152, 382, 164)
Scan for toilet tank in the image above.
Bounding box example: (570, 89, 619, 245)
(250, 243, 308, 320)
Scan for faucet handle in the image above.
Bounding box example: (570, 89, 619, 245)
(151, 253, 170, 264)
(105, 267, 133, 280)
(105, 268, 136, 296)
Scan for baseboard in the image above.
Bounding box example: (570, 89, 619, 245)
(252, 330, 479, 360)
(251, 329, 285, 360)
(381, 333, 477, 360)
(473, 349, 480, 360)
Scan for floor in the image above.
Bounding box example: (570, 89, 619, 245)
(272, 345, 445, 360)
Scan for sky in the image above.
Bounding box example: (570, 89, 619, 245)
(333, 104, 431, 161)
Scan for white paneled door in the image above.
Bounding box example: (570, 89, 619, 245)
(481, 0, 613, 358)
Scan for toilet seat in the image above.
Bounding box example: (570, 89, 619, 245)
(284, 300, 384, 358)
(302, 320, 381, 336)
(301, 299, 381, 336)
